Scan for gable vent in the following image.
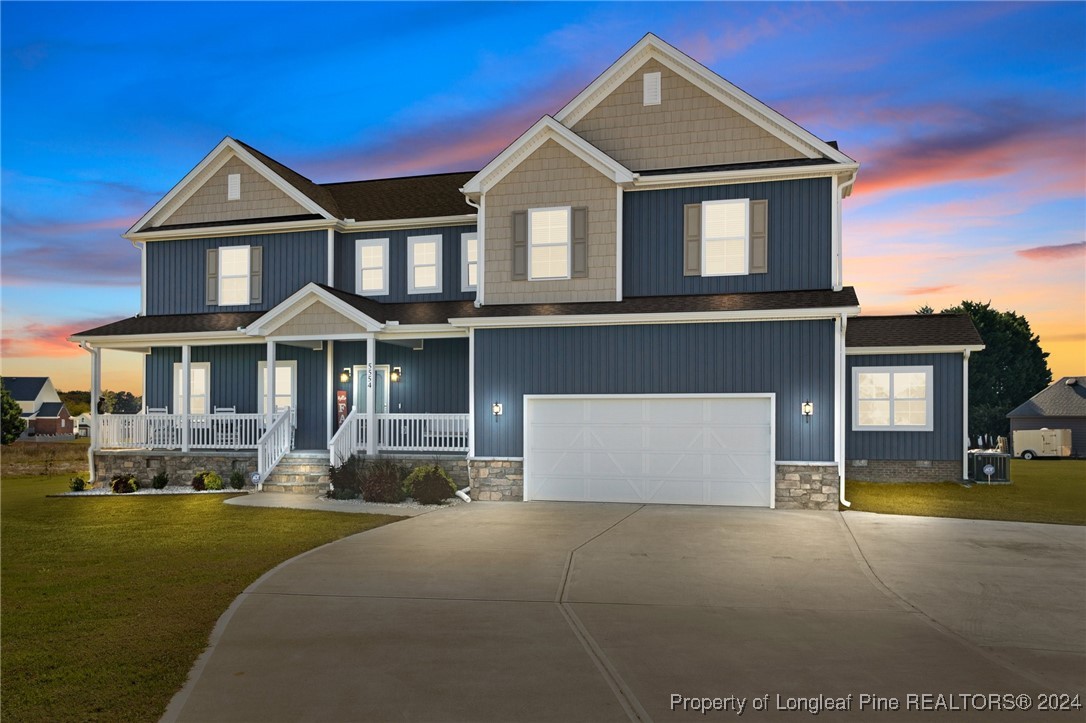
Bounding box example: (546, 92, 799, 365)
(643, 71, 661, 106)
(227, 173, 241, 201)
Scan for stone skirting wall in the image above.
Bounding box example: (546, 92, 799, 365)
(94, 450, 257, 487)
(847, 459, 962, 483)
(468, 459, 524, 501)
(380, 454, 470, 488)
(775, 464, 840, 510)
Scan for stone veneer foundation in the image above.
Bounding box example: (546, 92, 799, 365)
(775, 464, 840, 510)
(847, 459, 962, 483)
(94, 450, 257, 487)
(468, 459, 524, 501)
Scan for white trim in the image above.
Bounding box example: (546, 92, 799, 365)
(851, 365, 934, 432)
(407, 234, 443, 294)
(629, 163, 860, 191)
(700, 198, 749, 277)
(449, 305, 861, 329)
(847, 345, 985, 355)
(554, 33, 853, 164)
(355, 237, 390, 296)
(615, 186, 623, 301)
(467, 456, 524, 462)
(477, 195, 486, 306)
(326, 339, 334, 445)
(365, 340, 376, 455)
(831, 175, 840, 291)
(962, 350, 970, 481)
(137, 240, 147, 316)
(217, 244, 251, 307)
(461, 232, 479, 292)
(461, 116, 634, 195)
(342, 214, 477, 232)
(528, 206, 572, 281)
(326, 229, 335, 286)
(522, 392, 776, 509)
(376, 325, 467, 339)
(834, 314, 842, 466)
(172, 360, 210, 416)
(353, 363, 390, 415)
(777, 460, 837, 466)
(247, 282, 383, 336)
(468, 328, 475, 458)
(127, 214, 480, 243)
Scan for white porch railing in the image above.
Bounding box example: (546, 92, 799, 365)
(98, 411, 278, 450)
(256, 411, 294, 488)
(329, 412, 469, 465)
(329, 408, 367, 467)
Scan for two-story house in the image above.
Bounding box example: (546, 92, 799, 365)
(71, 34, 983, 508)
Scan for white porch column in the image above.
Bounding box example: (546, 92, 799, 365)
(266, 340, 277, 426)
(468, 328, 475, 458)
(326, 339, 334, 444)
(365, 335, 376, 455)
(88, 344, 100, 482)
(181, 344, 191, 452)
(963, 350, 971, 481)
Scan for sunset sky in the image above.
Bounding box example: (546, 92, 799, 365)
(2, 1, 1083, 394)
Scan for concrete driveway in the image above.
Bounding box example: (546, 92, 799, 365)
(164, 504, 1085, 722)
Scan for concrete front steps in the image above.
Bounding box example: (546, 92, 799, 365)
(261, 451, 331, 494)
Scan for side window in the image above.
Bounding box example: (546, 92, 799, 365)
(683, 199, 767, 277)
(852, 366, 933, 432)
(356, 238, 389, 296)
(407, 235, 443, 294)
(528, 207, 571, 280)
(461, 232, 478, 291)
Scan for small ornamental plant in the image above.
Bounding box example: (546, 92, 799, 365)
(110, 474, 138, 494)
(191, 471, 223, 491)
(328, 453, 366, 500)
(151, 471, 170, 490)
(404, 464, 457, 505)
(69, 477, 87, 492)
(229, 470, 246, 490)
(360, 459, 408, 503)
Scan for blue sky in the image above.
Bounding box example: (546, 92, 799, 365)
(2, 1, 1083, 390)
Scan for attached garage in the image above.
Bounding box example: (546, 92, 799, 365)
(523, 394, 775, 507)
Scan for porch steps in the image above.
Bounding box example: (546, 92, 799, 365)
(261, 451, 331, 495)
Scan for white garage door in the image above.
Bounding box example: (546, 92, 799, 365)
(524, 394, 774, 507)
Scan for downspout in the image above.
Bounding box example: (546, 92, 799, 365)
(962, 350, 971, 481)
(464, 195, 483, 307)
(834, 172, 858, 293)
(130, 239, 146, 316)
(838, 312, 851, 508)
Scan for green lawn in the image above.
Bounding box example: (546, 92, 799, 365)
(846, 459, 1086, 525)
(1, 474, 403, 723)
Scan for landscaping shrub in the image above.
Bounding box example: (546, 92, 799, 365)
(229, 470, 246, 490)
(404, 464, 457, 505)
(190, 471, 223, 491)
(328, 453, 366, 500)
(69, 477, 86, 492)
(151, 471, 170, 490)
(360, 459, 408, 503)
(110, 474, 138, 494)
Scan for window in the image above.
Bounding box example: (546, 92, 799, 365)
(529, 207, 570, 280)
(702, 199, 748, 276)
(408, 235, 442, 294)
(227, 173, 241, 201)
(219, 245, 250, 305)
(258, 361, 297, 416)
(852, 366, 933, 431)
(643, 71, 661, 106)
(355, 238, 389, 296)
(461, 232, 478, 291)
(173, 363, 211, 415)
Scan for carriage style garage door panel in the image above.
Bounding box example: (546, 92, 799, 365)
(524, 395, 775, 507)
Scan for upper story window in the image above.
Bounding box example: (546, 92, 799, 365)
(407, 234, 442, 294)
(529, 207, 571, 280)
(852, 366, 934, 432)
(207, 245, 262, 306)
(356, 238, 389, 296)
(227, 173, 241, 201)
(684, 199, 767, 278)
(461, 232, 478, 291)
(173, 362, 210, 415)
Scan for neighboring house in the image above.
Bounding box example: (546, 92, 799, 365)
(1007, 377, 1086, 457)
(70, 34, 982, 508)
(75, 413, 93, 437)
(2, 377, 74, 436)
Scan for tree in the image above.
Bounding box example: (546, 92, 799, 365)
(110, 391, 142, 414)
(58, 390, 91, 416)
(915, 305, 934, 315)
(941, 300, 1051, 440)
(1, 383, 27, 444)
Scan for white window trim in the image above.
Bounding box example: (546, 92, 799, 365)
(227, 173, 241, 201)
(407, 234, 443, 294)
(218, 245, 251, 307)
(258, 360, 297, 416)
(355, 237, 389, 296)
(528, 206, 572, 281)
(701, 198, 749, 277)
(172, 362, 211, 415)
(461, 232, 478, 292)
(851, 365, 934, 432)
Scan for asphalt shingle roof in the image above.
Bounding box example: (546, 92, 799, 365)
(72, 312, 263, 338)
(1007, 377, 1086, 418)
(37, 402, 67, 418)
(1, 377, 48, 401)
(846, 314, 983, 348)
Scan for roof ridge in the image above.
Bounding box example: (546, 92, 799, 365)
(320, 170, 479, 187)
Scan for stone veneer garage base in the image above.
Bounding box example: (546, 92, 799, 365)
(848, 459, 963, 483)
(470, 459, 841, 510)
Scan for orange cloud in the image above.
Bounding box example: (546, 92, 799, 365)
(1, 317, 119, 358)
(1016, 242, 1085, 261)
(902, 285, 956, 297)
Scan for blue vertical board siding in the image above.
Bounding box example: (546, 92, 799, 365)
(473, 320, 836, 460)
(146, 231, 327, 315)
(333, 226, 477, 303)
(622, 177, 831, 296)
(845, 353, 964, 460)
(332, 339, 469, 421)
(144, 343, 328, 449)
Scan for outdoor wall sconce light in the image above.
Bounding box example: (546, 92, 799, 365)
(492, 402, 503, 416)
(339, 368, 351, 384)
(390, 366, 402, 383)
(801, 401, 813, 422)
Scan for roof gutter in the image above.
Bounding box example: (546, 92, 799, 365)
(838, 312, 850, 508)
(449, 305, 862, 329)
(629, 163, 859, 190)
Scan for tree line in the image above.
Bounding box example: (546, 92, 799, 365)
(58, 390, 143, 416)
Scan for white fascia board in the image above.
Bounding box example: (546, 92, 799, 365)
(376, 325, 467, 340)
(127, 138, 236, 235)
(68, 331, 255, 349)
(126, 214, 479, 243)
(846, 345, 986, 355)
(450, 305, 861, 329)
(555, 33, 854, 165)
(247, 282, 383, 336)
(462, 116, 633, 195)
(630, 163, 859, 191)
(342, 214, 477, 232)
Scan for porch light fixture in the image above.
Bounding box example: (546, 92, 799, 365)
(801, 401, 813, 422)
(491, 402, 503, 416)
(390, 366, 402, 383)
(339, 368, 351, 383)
